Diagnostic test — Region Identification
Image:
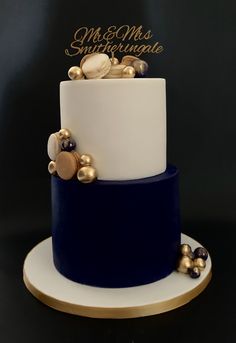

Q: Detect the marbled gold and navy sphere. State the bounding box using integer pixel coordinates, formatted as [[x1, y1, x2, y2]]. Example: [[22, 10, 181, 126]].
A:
[[132, 59, 149, 77]]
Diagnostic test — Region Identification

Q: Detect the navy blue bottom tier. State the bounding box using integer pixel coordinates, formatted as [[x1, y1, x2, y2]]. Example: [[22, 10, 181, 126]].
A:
[[51, 165, 181, 288]]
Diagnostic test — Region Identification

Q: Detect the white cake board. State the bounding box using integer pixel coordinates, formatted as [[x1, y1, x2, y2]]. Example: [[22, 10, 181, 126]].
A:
[[23, 234, 212, 319]]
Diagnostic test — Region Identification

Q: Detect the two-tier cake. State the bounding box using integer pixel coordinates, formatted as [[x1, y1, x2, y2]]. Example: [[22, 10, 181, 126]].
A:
[[50, 53, 181, 288], [23, 53, 211, 318]]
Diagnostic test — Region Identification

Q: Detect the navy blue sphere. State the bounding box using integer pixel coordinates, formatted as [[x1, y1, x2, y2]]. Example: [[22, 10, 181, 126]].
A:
[[61, 138, 76, 152], [194, 247, 208, 261], [189, 267, 201, 279]]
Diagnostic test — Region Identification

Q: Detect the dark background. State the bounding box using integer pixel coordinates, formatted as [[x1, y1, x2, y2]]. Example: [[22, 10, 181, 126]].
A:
[[0, 0, 235, 342]]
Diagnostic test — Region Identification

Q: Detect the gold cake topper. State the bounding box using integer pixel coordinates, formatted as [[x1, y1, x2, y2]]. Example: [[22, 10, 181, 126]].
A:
[[65, 25, 164, 58]]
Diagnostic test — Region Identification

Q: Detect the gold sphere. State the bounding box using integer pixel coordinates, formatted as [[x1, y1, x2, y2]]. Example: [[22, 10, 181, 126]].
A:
[[193, 258, 206, 271], [110, 57, 119, 65], [58, 128, 71, 140], [177, 256, 194, 274], [180, 244, 192, 256], [80, 154, 93, 166], [48, 161, 57, 175], [77, 166, 97, 183], [122, 66, 135, 78], [68, 66, 84, 80]]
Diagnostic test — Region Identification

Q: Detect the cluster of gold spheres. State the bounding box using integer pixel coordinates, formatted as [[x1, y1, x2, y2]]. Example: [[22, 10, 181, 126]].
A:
[[177, 244, 208, 278], [67, 53, 149, 81], [47, 128, 97, 184]]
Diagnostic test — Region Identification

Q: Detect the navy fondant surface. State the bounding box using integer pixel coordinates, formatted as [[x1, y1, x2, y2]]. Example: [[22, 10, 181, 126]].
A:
[[51, 165, 181, 288]]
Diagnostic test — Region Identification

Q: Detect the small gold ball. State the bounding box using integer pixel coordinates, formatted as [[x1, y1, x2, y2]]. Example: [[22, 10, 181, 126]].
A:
[[77, 166, 97, 183], [180, 244, 192, 256], [122, 66, 135, 78], [193, 258, 206, 271], [80, 154, 93, 166], [110, 57, 119, 65], [58, 128, 71, 140], [68, 66, 84, 80], [177, 256, 194, 274], [48, 161, 57, 175]]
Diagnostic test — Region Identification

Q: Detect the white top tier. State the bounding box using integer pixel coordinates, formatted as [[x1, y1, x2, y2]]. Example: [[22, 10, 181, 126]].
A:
[[60, 78, 166, 181]]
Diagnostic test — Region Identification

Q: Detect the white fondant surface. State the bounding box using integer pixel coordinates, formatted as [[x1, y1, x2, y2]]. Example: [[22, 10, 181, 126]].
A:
[[60, 79, 166, 180], [23, 234, 212, 318]]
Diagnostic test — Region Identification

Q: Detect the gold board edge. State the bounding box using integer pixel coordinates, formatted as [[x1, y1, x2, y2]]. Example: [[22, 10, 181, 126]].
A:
[[23, 267, 212, 319]]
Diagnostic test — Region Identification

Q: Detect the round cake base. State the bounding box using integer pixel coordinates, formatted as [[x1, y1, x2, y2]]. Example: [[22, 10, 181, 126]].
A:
[[23, 234, 212, 319]]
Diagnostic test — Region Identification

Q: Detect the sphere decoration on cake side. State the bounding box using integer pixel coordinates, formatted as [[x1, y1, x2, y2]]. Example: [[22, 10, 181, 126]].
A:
[[47, 129, 97, 183], [60, 138, 76, 152], [77, 166, 97, 183], [80, 154, 93, 166], [48, 161, 57, 175], [58, 128, 71, 140]]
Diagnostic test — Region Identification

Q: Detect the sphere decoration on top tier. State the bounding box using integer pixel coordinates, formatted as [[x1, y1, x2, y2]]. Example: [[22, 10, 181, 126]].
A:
[[132, 59, 149, 77], [110, 56, 119, 65], [47, 129, 97, 183], [67, 53, 149, 80], [68, 66, 84, 80], [122, 66, 136, 79], [176, 243, 208, 279]]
